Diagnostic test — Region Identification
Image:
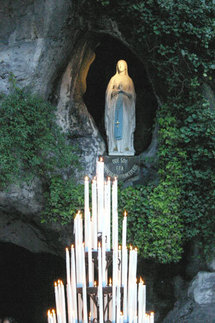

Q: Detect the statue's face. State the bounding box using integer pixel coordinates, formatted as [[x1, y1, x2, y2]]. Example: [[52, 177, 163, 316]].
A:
[[117, 60, 127, 73]]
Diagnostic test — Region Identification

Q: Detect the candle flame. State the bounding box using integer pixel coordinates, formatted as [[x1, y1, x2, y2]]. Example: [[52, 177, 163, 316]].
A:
[[94, 280, 97, 287], [107, 176, 111, 181], [71, 244, 74, 248], [130, 245, 133, 250], [109, 278, 112, 286], [150, 312, 154, 316], [99, 156, 103, 162], [54, 281, 57, 287], [65, 247, 69, 251], [85, 176, 89, 181], [139, 277, 144, 284], [119, 245, 122, 250], [124, 210, 127, 217], [52, 309, 56, 314]]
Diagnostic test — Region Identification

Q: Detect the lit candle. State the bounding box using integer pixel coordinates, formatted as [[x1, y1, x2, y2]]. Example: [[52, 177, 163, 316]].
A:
[[150, 312, 154, 323], [84, 176, 90, 251], [122, 211, 127, 251], [112, 177, 118, 251], [66, 248, 71, 286], [119, 312, 124, 323], [54, 282, 61, 323], [97, 157, 104, 233], [105, 177, 111, 250], [102, 232, 106, 287], [88, 219, 93, 287], [71, 245, 78, 322], [52, 309, 57, 323], [92, 178, 98, 250]]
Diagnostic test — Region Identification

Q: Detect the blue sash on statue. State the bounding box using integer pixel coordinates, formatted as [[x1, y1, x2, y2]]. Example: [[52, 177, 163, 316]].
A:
[[114, 92, 123, 140]]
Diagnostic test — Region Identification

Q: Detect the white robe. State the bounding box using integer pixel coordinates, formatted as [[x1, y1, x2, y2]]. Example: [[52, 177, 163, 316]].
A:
[[105, 73, 136, 156]]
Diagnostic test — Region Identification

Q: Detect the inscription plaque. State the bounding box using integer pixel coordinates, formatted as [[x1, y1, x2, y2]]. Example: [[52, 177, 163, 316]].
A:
[[103, 156, 140, 181]]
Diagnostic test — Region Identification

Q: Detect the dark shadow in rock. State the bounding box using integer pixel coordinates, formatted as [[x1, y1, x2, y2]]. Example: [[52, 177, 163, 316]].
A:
[[0, 242, 64, 323], [84, 34, 157, 155]]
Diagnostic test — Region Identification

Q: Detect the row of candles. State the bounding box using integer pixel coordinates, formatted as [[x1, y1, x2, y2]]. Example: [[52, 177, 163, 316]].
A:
[[47, 158, 154, 322]]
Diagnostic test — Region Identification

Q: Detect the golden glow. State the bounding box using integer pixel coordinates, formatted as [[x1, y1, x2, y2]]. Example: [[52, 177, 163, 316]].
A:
[[99, 156, 103, 162], [107, 176, 111, 181], [109, 278, 112, 286], [119, 245, 122, 250], [94, 280, 97, 287], [124, 210, 127, 217], [130, 245, 133, 250], [85, 175, 89, 181]]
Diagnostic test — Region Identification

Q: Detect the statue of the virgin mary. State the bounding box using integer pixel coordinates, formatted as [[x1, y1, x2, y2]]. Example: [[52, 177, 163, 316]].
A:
[[105, 60, 136, 156]]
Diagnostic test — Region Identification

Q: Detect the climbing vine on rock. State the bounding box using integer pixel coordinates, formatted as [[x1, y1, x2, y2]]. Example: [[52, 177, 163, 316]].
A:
[[77, 0, 215, 262]]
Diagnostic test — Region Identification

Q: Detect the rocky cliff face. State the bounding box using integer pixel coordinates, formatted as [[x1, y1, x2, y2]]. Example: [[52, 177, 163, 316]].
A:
[[1, 1, 215, 322]]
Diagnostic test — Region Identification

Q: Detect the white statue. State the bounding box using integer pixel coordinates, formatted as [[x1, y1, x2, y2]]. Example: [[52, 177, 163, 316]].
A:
[[105, 60, 136, 156]]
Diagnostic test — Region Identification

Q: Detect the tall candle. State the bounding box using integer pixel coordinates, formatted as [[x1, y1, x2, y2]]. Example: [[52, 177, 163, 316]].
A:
[[54, 282, 61, 323], [84, 176, 90, 251], [88, 219, 93, 287], [105, 178, 111, 250], [122, 211, 127, 251], [102, 232, 106, 287], [66, 248, 71, 286], [98, 243, 104, 323], [118, 246, 122, 286], [112, 177, 118, 251], [92, 178, 98, 250], [122, 248, 128, 322], [97, 157, 104, 233], [71, 245, 78, 322]]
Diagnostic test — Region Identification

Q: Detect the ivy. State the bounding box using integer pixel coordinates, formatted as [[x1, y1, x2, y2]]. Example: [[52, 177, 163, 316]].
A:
[[76, 0, 215, 262], [0, 84, 80, 223]]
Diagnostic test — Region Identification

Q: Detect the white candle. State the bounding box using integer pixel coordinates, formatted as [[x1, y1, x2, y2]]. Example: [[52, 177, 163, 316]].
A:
[[88, 219, 93, 287], [59, 281, 67, 323], [150, 312, 154, 323], [119, 312, 124, 323], [66, 248, 71, 286], [98, 243, 104, 322], [84, 176, 90, 251], [92, 178, 98, 250], [71, 245, 78, 322], [52, 309, 57, 323], [67, 283, 73, 323], [102, 232, 106, 287], [122, 248, 128, 321], [78, 293, 83, 323], [105, 178, 111, 250], [112, 177, 118, 251], [54, 282, 61, 323], [81, 243, 88, 323], [122, 211, 127, 251], [97, 157, 104, 233]]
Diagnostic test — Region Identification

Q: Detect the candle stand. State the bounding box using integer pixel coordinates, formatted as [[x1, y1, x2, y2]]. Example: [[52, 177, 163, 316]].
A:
[[47, 158, 154, 323]]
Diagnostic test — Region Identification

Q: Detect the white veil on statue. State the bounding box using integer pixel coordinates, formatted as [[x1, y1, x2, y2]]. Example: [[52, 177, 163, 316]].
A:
[[105, 60, 136, 156]]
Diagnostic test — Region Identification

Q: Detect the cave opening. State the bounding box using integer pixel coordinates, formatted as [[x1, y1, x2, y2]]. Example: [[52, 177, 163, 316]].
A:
[[84, 34, 158, 155], [0, 242, 65, 323]]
